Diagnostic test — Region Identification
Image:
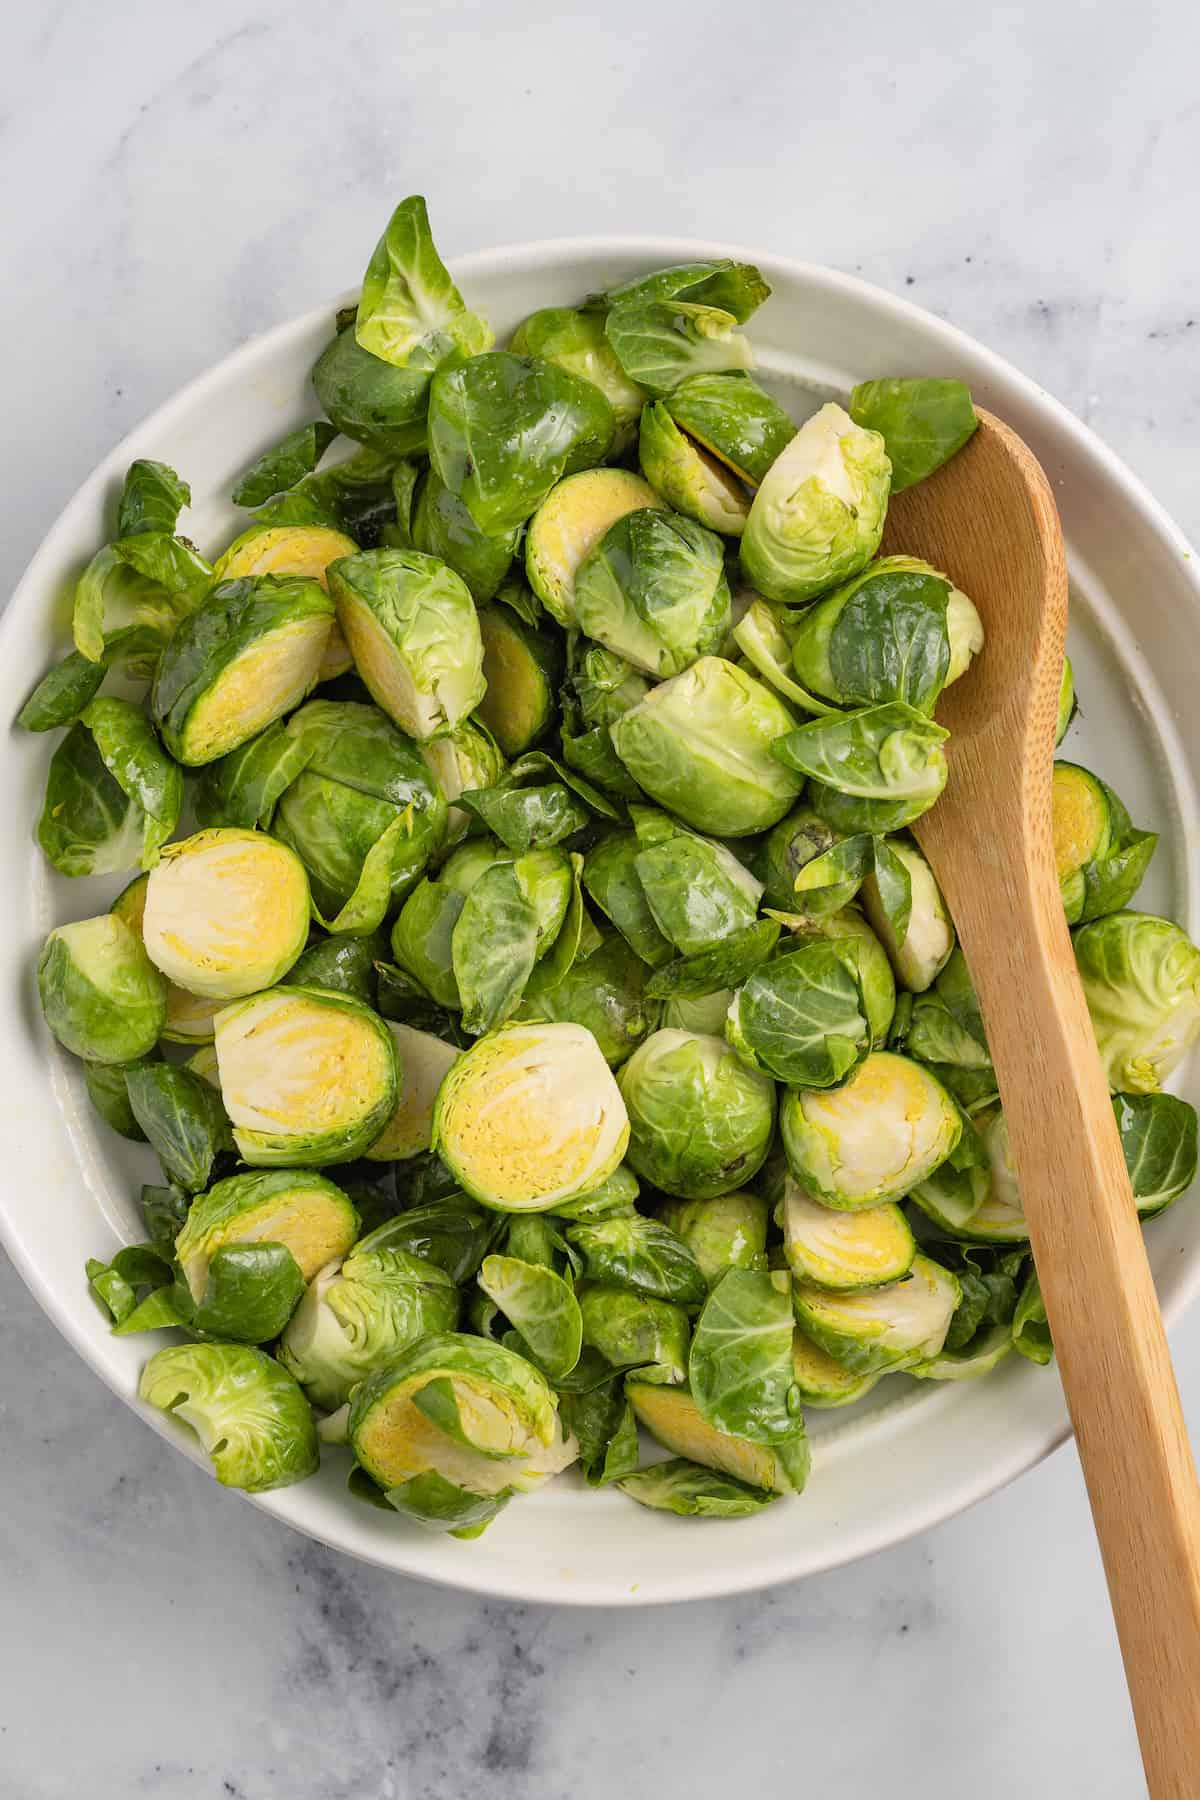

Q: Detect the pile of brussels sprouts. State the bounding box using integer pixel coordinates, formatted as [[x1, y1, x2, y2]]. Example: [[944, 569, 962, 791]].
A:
[[21, 197, 1200, 1534]]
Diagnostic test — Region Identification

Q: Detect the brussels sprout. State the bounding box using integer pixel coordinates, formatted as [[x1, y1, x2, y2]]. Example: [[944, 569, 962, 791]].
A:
[[579, 1285, 690, 1382], [475, 602, 564, 757], [428, 351, 614, 536], [348, 1332, 575, 1497], [175, 1168, 358, 1303], [860, 837, 954, 993], [1011, 1271, 1052, 1365], [566, 1215, 706, 1306], [38, 915, 167, 1063], [909, 1322, 1013, 1382], [619, 1029, 775, 1199], [582, 834, 674, 969], [574, 508, 730, 678], [1056, 655, 1077, 745], [125, 1062, 232, 1193], [645, 921, 782, 1004], [524, 469, 664, 627], [790, 1330, 882, 1408], [602, 260, 770, 323], [793, 1252, 960, 1376], [139, 1343, 319, 1491], [279, 1245, 458, 1412], [638, 403, 751, 535], [1114, 1091, 1198, 1217], [604, 301, 753, 398], [774, 907, 897, 1047], [36, 700, 182, 879], [433, 1021, 629, 1212], [214, 986, 398, 1165], [657, 1192, 769, 1286], [288, 930, 385, 1005], [213, 522, 360, 684], [420, 720, 507, 843], [151, 576, 333, 767], [516, 926, 656, 1067], [611, 658, 803, 837], [452, 849, 575, 1033], [552, 1164, 641, 1224], [627, 1381, 806, 1494], [788, 556, 981, 714], [365, 1023, 459, 1161], [778, 1178, 914, 1291], [774, 703, 948, 834], [1052, 761, 1157, 925], [477, 1254, 583, 1381], [617, 1459, 778, 1518], [354, 195, 491, 369], [726, 941, 870, 1088], [17, 651, 108, 733], [329, 548, 485, 740], [689, 1269, 804, 1446], [312, 326, 432, 458], [569, 642, 652, 731], [666, 373, 795, 487], [632, 822, 761, 960], [848, 378, 977, 492], [740, 402, 891, 604], [781, 1051, 960, 1208], [661, 989, 735, 1036], [1075, 912, 1200, 1093], [141, 828, 310, 1001], [760, 810, 851, 914], [273, 699, 447, 923], [510, 306, 646, 445]]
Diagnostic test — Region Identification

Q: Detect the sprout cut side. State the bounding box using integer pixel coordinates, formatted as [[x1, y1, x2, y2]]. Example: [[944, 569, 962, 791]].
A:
[[142, 828, 311, 1000]]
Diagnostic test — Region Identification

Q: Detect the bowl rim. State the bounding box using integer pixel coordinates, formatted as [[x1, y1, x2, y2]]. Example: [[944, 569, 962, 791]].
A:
[[4, 233, 1199, 1606]]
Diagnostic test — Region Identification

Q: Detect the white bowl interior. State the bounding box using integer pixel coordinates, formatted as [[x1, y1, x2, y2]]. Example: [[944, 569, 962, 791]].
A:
[[2, 239, 1198, 1604]]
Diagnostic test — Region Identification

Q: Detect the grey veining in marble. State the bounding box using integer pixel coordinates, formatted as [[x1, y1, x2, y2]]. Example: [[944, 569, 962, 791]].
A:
[[2, 2, 1198, 1795]]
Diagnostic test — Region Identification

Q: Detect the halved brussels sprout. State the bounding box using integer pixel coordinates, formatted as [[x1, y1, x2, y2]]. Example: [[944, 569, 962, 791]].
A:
[[516, 926, 657, 1067], [774, 703, 949, 835], [574, 508, 731, 679], [740, 401, 891, 604], [37, 699, 183, 879], [847, 378, 977, 492], [214, 523, 360, 682], [348, 1332, 574, 1496], [790, 1330, 882, 1408], [329, 548, 485, 741], [433, 1021, 630, 1212], [666, 373, 795, 487], [274, 699, 447, 923], [420, 720, 506, 843], [657, 1191, 769, 1286], [793, 1252, 961, 1375], [638, 403, 750, 535], [1052, 761, 1157, 925], [38, 915, 167, 1063], [279, 1244, 458, 1412], [111, 874, 223, 1044], [1075, 911, 1200, 1093], [142, 828, 310, 1001], [510, 306, 646, 444], [475, 602, 564, 758], [778, 1179, 914, 1290], [139, 1342, 319, 1490], [151, 576, 334, 766], [525, 469, 665, 627], [618, 1029, 775, 1199], [428, 351, 614, 536], [617, 1459, 778, 1517], [175, 1168, 359, 1303], [312, 326, 432, 458], [579, 1285, 690, 1382], [781, 1051, 960, 1208], [860, 837, 954, 993], [627, 1380, 806, 1493], [726, 940, 869, 1088], [610, 657, 803, 837], [364, 1023, 459, 1161], [774, 907, 897, 1047], [214, 985, 398, 1165]]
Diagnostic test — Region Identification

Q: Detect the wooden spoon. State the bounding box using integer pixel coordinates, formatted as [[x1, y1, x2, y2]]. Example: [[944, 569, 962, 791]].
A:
[[882, 410, 1200, 1797]]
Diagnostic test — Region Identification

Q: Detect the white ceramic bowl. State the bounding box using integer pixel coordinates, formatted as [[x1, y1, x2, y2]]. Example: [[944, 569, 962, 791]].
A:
[[3, 238, 1198, 1606]]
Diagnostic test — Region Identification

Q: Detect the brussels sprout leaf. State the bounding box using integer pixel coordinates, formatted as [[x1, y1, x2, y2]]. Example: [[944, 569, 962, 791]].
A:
[[232, 422, 338, 507]]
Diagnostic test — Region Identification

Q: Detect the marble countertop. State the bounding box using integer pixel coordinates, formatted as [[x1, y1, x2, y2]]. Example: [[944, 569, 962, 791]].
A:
[[3, 3, 1198, 1794]]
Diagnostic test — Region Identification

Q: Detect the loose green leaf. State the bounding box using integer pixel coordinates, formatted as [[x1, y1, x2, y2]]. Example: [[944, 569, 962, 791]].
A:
[[689, 1270, 801, 1444], [618, 1458, 777, 1517], [478, 1254, 583, 1381], [848, 378, 978, 492], [232, 422, 338, 507], [118, 461, 191, 537], [17, 652, 106, 732], [124, 1062, 232, 1193]]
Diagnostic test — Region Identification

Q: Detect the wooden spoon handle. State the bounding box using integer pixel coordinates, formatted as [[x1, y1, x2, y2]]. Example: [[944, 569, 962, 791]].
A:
[[968, 887, 1200, 1796]]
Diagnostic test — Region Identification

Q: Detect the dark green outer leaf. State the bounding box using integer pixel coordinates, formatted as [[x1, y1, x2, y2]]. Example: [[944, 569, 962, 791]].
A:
[[118, 461, 191, 537], [452, 862, 539, 1034], [361, 1198, 502, 1284], [187, 1242, 306, 1342], [194, 719, 314, 831], [559, 1379, 640, 1485], [730, 941, 869, 1087], [602, 259, 770, 323], [869, 837, 914, 944], [312, 327, 433, 458], [645, 919, 781, 1001], [688, 1270, 801, 1444], [232, 422, 338, 507], [828, 571, 950, 713], [848, 379, 978, 492], [635, 837, 757, 958], [124, 1063, 232, 1193], [460, 783, 588, 852], [37, 723, 140, 877], [1115, 1091, 1198, 1215], [17, 653, 106, 731], [84, 1057, 153, 1141], [141, 1183, 191, 1254], [80, 697, 181, 829], [583, 833, 675, 968], [567, 1216, 707, 1305]]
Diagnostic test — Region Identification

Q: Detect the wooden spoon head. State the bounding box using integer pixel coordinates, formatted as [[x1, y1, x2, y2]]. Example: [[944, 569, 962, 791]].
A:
[[881, 408, 1069, 915]]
